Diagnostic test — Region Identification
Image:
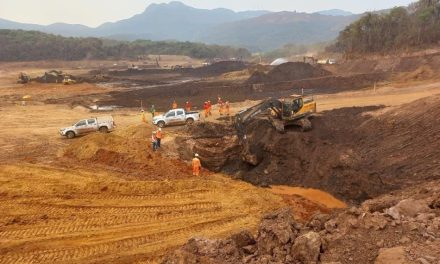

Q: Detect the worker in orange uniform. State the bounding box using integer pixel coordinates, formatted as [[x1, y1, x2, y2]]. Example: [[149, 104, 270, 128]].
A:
[[218, 97, 223, 115], [207, 100, 212, 116], [141, 110, 146, 123], [151, 131, 158, 152], [203, 101, 209, 118], [192, 153, 202, 176], [172, 100, 177, 109], [225, 101, 230, 116], [220, 102, 225, 116], [185, 101, 191, 112], [156, 128, 163, 148]]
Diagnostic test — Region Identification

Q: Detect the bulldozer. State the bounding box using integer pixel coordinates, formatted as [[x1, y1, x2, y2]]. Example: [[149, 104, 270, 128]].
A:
[[235, 95, 316, 141]]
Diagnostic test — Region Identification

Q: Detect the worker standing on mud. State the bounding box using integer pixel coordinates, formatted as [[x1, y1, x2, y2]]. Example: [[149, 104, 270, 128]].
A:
[[185, 101, 191, 112], [204, 101, 209, 118], [208, 100, 212, 116], [141, 110, 146, 123], [150, 105, 155, 118], [192, 153, 202, 177], [218, 97, 223, 115], [225, 101, 230, 116], [156, 128, 163, 148], [151, 132, 158, 152], [172, 100, 178, 109]]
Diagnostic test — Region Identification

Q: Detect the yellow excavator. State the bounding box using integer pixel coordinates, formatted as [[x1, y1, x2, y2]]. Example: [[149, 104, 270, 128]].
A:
[[235, 95, 316, 141]]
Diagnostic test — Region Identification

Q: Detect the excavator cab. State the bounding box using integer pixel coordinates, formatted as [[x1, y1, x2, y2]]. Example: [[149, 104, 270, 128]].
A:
[[281, 97, 304, 119], [235, 95, 316, 141]]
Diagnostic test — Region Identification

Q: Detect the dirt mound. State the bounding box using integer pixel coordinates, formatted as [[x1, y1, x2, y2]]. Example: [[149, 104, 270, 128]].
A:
[[178, 95, 440, 202], [395, 65, 437, 82], [247, 62, 331, 84], [192, 61, 249, 77], [165, 180, 440, 264], [64, 125, 190, 179]]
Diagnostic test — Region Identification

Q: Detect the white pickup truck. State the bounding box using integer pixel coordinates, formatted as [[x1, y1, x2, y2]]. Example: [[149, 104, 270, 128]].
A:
[[59, 116, 115, 139], [153, 108, 200, 128]]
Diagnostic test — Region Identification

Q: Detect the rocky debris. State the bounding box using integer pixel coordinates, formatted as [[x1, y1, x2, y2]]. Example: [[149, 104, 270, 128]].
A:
[[375, 247, 409, 264], [291, 232, 322, 263], [385, 199, 431, 220], [164, 180, 440, 264], [256, 208, 299, 260], [163, 208, 315, 264]]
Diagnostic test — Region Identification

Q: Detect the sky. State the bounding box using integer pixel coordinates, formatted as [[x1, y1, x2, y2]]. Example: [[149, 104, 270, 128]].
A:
[[0, 0, 415, 27]]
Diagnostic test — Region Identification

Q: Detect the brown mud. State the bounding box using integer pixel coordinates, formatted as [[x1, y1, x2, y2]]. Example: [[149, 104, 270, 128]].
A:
[[176, 95, 440, 203]]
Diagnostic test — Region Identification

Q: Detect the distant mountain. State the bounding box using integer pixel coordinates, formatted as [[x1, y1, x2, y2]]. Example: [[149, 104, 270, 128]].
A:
[[0, 2, 359, 51], [315, 9, 355, 16], [200, 12, 359, 51], [0, 18, 93, 37], [93, 1, 270, 41]]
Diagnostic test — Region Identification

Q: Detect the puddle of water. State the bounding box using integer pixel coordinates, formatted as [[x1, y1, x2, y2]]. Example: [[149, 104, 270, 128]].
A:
[[270, 185, 347, 209]]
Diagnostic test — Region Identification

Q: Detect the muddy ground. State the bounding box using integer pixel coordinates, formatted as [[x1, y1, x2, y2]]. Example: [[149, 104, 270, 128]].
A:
[[0, 52, 440, 263], [175, 95, 440, 203]]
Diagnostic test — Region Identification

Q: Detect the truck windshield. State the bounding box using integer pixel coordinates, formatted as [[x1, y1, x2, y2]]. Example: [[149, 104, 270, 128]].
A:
[[166, 111, 176, 117], [76, 120, 86, 127]]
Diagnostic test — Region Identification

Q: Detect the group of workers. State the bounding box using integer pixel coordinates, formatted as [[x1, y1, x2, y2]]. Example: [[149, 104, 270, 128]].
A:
[[141, 97, 233, 176], [172, 100, 192, 112], [203, 97, 230, 118], [150, 128, 163, 151], [169, 98, 230, 118]]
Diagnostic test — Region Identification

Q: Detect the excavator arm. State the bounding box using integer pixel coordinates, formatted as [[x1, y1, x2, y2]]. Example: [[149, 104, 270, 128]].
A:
[[234, 98, 282, 141]]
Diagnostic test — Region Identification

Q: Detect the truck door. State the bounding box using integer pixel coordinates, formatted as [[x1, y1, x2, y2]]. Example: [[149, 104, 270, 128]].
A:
[[175, 110, 185, 124], [74, 120, 88, 135], [165, 111, 177, 125], [86, 119, 98, 133]]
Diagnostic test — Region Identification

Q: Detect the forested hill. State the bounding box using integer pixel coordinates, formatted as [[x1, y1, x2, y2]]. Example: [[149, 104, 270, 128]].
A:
[[0, 29, 251, 61], [330, 0, 440, 54]]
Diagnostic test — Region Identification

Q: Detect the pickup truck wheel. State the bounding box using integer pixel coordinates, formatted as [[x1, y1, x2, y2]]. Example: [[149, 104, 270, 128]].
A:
[[66, 131, 75, 139], [186, 118, 194, 125], [157, 121, 165, 128], [99, 126, 109, 133]]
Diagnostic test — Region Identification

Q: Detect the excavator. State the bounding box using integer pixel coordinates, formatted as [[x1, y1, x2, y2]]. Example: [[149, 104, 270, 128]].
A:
[[235, 95, 316, 141]]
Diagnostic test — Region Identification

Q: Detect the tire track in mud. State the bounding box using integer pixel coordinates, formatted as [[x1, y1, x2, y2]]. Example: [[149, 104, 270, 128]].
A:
[[10, 201, 221, 215], [0, 214, 250, 264], [0, 209, 225, 240]]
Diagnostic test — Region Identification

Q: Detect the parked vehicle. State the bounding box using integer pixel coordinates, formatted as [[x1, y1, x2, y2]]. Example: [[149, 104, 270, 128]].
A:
[[59, 116, 115, 139], [153, 108, 200, 128]]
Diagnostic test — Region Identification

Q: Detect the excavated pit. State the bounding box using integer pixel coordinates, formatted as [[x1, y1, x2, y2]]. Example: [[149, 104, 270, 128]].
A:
[[176, 95, 440, 203]]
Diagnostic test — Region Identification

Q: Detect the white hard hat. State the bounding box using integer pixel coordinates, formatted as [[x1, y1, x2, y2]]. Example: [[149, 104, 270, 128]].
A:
[[158, 128, 162, 131], [195, 153, 199, 157]]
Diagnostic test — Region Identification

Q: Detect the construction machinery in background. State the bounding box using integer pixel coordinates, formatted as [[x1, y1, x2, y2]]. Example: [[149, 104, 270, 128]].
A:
[[17, 72, 30, 84], [63, 75, 76, 85], [235, 95, 316, 141]]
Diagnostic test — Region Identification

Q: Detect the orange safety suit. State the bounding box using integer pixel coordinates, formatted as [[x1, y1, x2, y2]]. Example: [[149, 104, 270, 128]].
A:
[[225, 102, 230, 116], [207, 101, 212, 116], [172, 101, 177, 109], [192, 157, 201, 176], [156, 130, 162, 148], [141, 112, 146, 123], [186, 102, 191, 112], [219, 102, 224, 115], [203, 102, 209, 118]]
